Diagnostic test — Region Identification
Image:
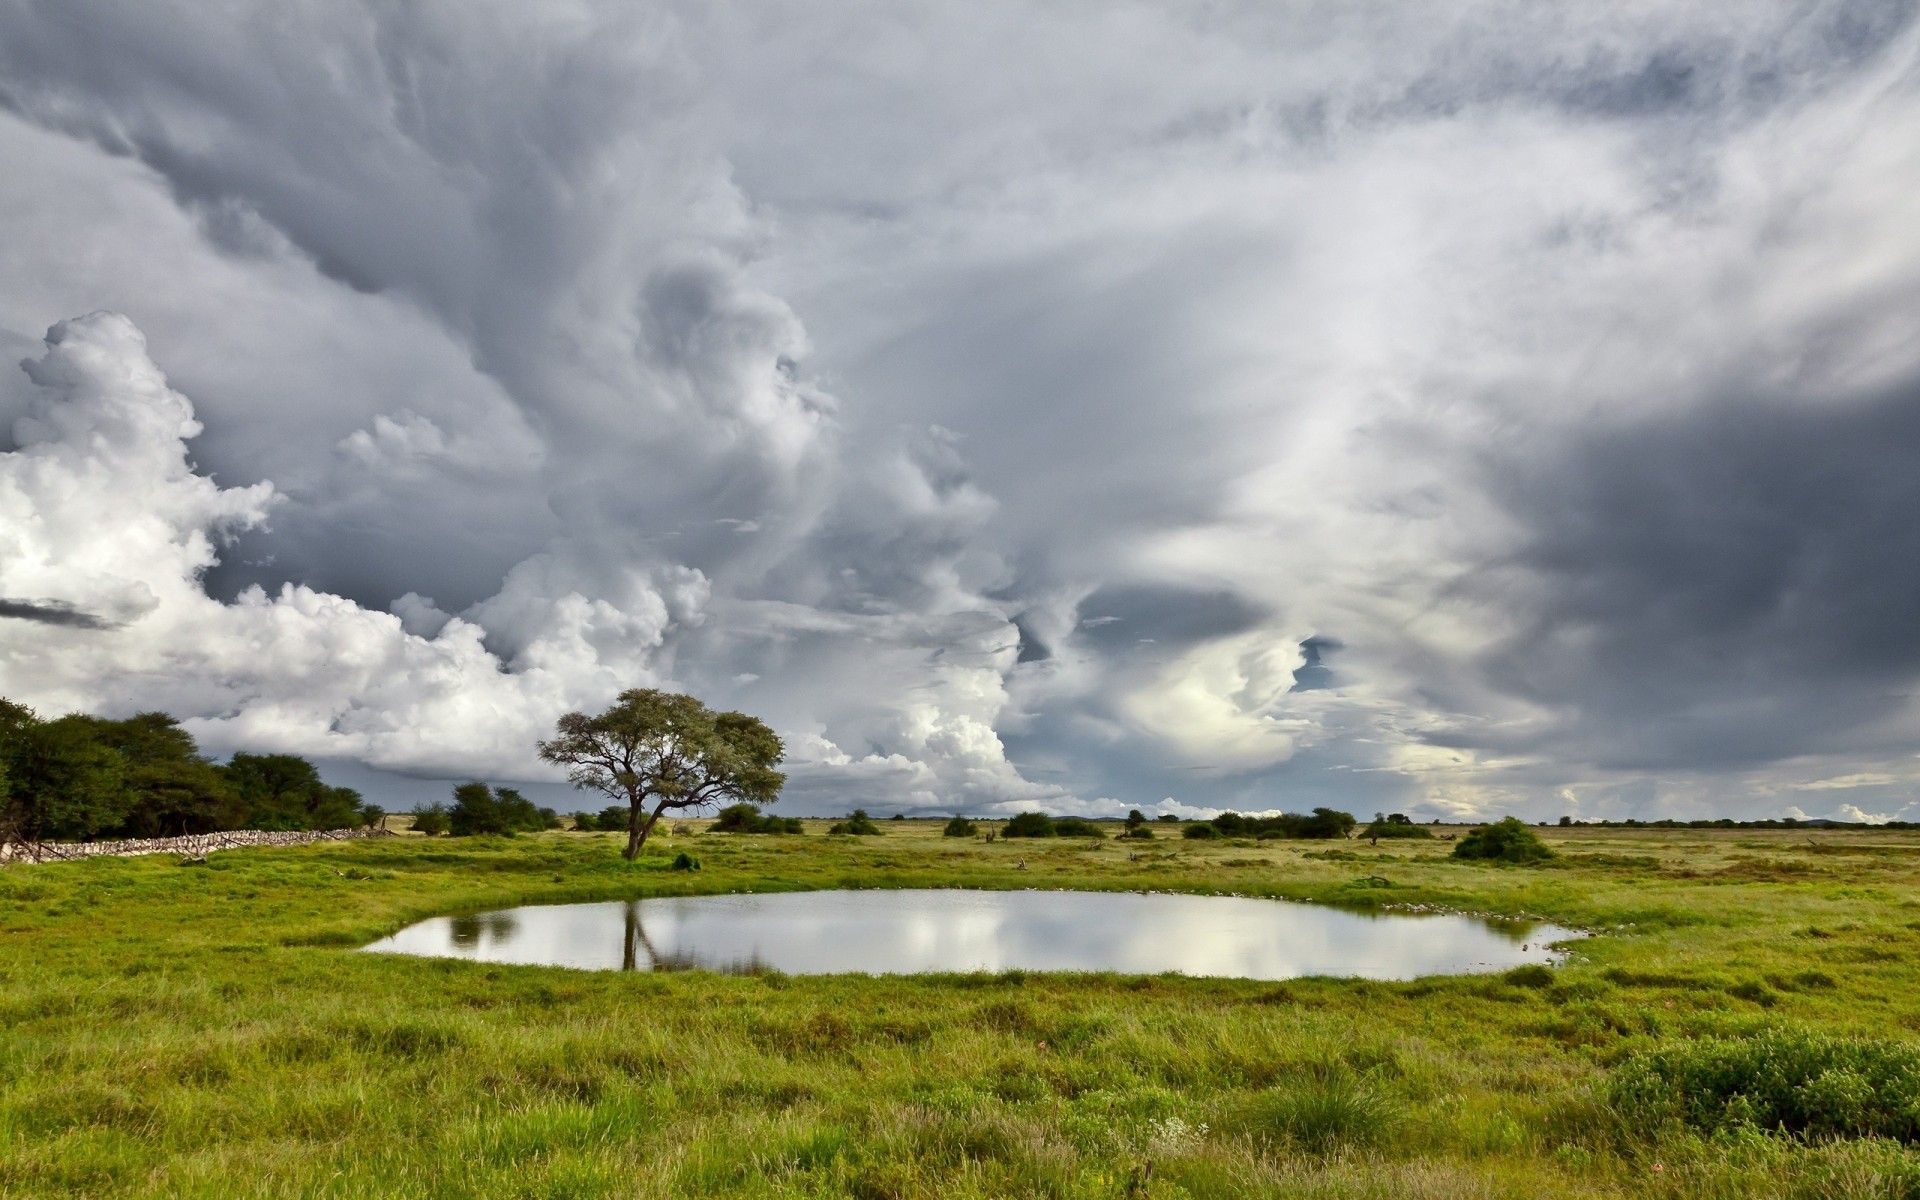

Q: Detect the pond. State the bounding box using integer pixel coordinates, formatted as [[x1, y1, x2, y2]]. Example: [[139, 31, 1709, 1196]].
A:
[[362, 888, 1582, 980]]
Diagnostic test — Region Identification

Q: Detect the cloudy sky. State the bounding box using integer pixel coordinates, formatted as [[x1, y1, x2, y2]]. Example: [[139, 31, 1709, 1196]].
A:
[[3, 1, 1918, 822]]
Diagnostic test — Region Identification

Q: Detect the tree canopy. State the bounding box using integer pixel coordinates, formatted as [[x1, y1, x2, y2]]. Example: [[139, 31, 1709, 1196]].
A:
[[537, 689, 784, 859], [0, 698, 379, 844]]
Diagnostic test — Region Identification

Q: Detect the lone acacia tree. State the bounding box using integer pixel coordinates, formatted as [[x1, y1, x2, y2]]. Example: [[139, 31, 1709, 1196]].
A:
[[537, 689, 785, 859]]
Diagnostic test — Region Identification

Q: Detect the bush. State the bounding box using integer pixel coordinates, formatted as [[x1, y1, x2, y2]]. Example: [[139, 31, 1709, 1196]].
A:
[[1362, 819, 1432, 840], [670, 852, 701, 872], [829, 808, 882, 836], [409, 802, 450, 837], [943, 816, 978, 838], [1051, 817, 1105, 838], [711, 802, 802, 834], [1123, 825, 1155, 840], [1182, 823, 1220, 840], [1452, 817, 1555, 863], [1002, 811, 1057, 838], [1608, 1029, 1920, 1141], [447, 782, 557, 836]]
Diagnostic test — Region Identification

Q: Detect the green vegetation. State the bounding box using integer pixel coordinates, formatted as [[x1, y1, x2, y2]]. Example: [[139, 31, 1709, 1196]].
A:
[[710, 803, 803, 834], [447, 783, 562, 836], [1610, 1028, 1920, 1142], [1001, 812, 1105, 839], [4, 821, 1920, 1198], [942, 816, 978, 838], [1364, 813, 1434, 841], [1454, 817, 1558, 863], [828, 808, 882, 836], [0, 699, 375, 841]]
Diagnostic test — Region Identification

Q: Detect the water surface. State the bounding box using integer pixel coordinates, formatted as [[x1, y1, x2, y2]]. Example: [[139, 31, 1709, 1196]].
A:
[[363, 888, 1580, 980]]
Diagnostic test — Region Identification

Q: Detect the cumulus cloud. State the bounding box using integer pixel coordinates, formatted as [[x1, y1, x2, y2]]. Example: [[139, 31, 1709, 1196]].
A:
[[3, 1, 1919, 818]]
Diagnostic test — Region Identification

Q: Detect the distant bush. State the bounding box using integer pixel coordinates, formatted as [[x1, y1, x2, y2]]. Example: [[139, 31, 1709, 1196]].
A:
[[943, 816, 978, 838], [670, 852, 700, 871], [710, 802, 802, 834], [1209, 808, 1356, 840], [1609, 1029, 1920, 1141], [1123, 825, 1155, 840], [574, 805, 630, 831], [447, 782, 559, 837], [1183, 823, 1220, 840], [1002, 812, 1057, 838], [1362, 815, 1432, 840], [1452, 817, 1555, 863], [829, 809, 882, 836], [1155, 813, 1180, 823], [1051, 817, 1105, 838], [410, 802, 450, 837]]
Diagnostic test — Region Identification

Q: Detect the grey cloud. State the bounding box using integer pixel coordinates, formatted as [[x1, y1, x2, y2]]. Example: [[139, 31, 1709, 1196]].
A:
[[1472, 371, 1920, 771], [0, 598, 116, 629], [3, 1, 1919, 820]]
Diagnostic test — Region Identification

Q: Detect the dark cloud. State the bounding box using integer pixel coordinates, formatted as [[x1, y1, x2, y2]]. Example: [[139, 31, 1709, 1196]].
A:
[[1474, 372, 1920, 770], [0, 598, 115, 629]]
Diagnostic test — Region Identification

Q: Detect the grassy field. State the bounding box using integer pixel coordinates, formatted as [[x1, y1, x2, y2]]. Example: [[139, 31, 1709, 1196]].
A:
[[2, 821, 1918, 1198]]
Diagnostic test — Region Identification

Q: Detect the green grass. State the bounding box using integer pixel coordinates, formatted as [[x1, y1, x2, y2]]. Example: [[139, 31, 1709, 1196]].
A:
[[3, 822, 1920, 1197]]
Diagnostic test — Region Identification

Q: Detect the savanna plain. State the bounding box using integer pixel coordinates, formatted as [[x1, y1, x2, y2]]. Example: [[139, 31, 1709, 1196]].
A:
[[3, 821, 1918, 1199]]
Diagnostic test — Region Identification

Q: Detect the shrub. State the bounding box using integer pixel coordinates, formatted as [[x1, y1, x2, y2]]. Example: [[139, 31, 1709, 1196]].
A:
[[446, 783, 557, 836], [1362, 819, 1432, 840], [711, 802, 802, 834], [943, 816, 978, 838], [1608, 1029, 1920, 1141], [409, 802, 450, 837], [1051, 817, 1105, 838], [1124, 826, 1155, 840], [1182, 823, 1220, 840], [829, 809, 882, 836], [1002, 812, 1057, 838], [1452, 817, 1555, 863], [670, 852, 701, 872]]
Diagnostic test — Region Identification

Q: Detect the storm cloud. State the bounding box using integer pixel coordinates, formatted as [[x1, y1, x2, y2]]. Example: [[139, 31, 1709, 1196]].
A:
[[2, 1, 1919, 822]]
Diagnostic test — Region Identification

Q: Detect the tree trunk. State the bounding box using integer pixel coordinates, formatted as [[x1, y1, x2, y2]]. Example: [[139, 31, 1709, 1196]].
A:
[[623, 800, 669, 859]]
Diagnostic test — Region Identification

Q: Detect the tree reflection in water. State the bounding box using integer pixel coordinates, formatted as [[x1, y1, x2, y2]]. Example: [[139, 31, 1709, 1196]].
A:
[[620, 900, 770, 974], [448, 911, 520, 949]]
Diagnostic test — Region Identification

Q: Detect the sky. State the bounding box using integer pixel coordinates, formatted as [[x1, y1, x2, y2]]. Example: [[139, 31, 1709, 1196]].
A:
[[2, 1, 1919, 823]]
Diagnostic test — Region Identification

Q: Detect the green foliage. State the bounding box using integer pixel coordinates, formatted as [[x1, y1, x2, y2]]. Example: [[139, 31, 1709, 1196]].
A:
[[943, 816, 978, 838], [711, 803, 803, 834], [1609, 1029, 1920, 1141], [447, 783, 557, 836], [1453, 817, 1557, 863], [573, 804, 630, 832], [670, 851, 701, 871], [829, 808, 882, 836], [1210, 808, 1357, 840], [0, 706, 130, 840], [225, 753, 363, 831], [409, 802, 450, 837], [1050, 817, 1104, 838], [1123, 825, 1154, 840], [1000, 811, 1056, 838], [537, 688, 785, 858], [1362, 816, 1432, 840], [1182, 823, 1220, 840]]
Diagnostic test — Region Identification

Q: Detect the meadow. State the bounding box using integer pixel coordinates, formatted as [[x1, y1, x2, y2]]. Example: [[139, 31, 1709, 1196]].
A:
[[2, 820, 1918, 1199]]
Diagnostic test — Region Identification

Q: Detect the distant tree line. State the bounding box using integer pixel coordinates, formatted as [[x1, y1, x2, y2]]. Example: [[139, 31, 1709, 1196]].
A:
[[408, 783, 563, 838], [1182, 808, 1357, 841], [0, 698, 380, 843]]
